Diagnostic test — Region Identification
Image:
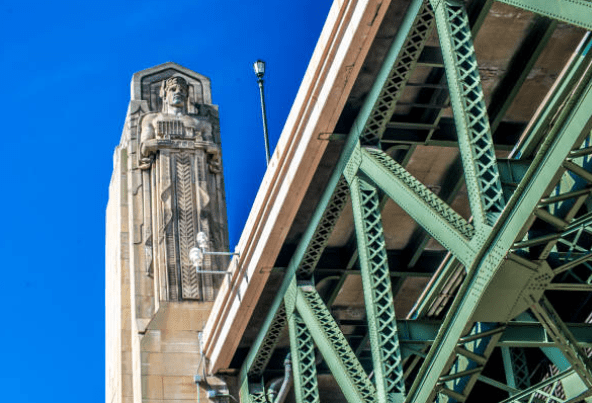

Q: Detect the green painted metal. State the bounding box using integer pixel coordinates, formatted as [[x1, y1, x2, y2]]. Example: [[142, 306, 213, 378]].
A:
[[406, 157, 465, 269], [240, 173, 350, 381], [497, 368, 580, 403], [496, 0, 592, 31], [409, 255, 465, 319], [240, 379, 267, 403], [295, 286, 377, 403], [297, 177, 350, 278], [501, 347, 530, 395], [239, 4, 592, 403], [241, 0, 442, 390], [359, 0, 435, 145], [358, 146, 475, 265], [531, 296, 592, 388], [349, 176, 405, 402], [435, 323, 502, 403], [289, 311, 321, 403], [248, 302, 288, 378], [348, 319, 592, 349], [405, 32, 592, 403], [432, 0, 504, 227], [514, 33, 592, 159], [477, 375, 518, 395], [240, 0, 434, 386]]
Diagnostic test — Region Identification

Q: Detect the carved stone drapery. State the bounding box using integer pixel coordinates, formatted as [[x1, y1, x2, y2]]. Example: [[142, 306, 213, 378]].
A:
[[150, 144, 220, 301], [131, 65, 228, 302]]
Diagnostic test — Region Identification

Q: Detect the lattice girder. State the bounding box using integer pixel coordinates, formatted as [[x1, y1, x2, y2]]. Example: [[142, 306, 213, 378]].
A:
[[405, 42, 592, 403], [248, 303, 288, 378], [349, 176, 405, 402], [295, 286, 377, 403], [297, 176, 350, 278], [240, 379, 268, 403], [360, 0, 435, 145], [355, 146, 475, 266], [431, 0, 504, 227], [531, 296, 592, 388], [437, 322, 502, 403], [289, 311, 321, 403]]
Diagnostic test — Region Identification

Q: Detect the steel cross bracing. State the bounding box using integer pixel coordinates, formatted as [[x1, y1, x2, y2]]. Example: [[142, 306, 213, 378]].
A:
[[288, 312, 321, 403], [359, 0, 435, 146], [501, 347, 531, 391], [348, 176, 406, 402], [237, 0, 592, 402], [240, 0, 437, 397], [431, 0, 505, 227]]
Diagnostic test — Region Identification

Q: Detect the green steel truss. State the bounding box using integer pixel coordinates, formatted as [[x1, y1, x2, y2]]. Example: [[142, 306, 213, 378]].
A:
[[289, 311, 321, 403], [238, 0, 592, 402], [359, 0, 435, 146], [349, 176, 405, 402], [297, 177, 350, 279], [358, 147, 475, 264], [248, 302, 288, 378], [295, 285, 377, 402], [240, 379, 267, 403], [432, 0, 504, 227], [501, 347, 531, 391], [530, 297, 592, 388], [496, 0, 592, 31]]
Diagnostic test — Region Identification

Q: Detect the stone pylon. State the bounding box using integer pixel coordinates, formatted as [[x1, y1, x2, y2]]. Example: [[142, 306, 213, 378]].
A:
[[106, 62, 230, 403]]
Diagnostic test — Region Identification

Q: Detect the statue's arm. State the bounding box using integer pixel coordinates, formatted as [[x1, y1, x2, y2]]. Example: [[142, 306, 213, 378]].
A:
[[139, 114, 156, 169]]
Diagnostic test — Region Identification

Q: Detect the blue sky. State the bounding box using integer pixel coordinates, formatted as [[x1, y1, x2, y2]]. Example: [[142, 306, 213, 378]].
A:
[[0, 1, 332, 401]]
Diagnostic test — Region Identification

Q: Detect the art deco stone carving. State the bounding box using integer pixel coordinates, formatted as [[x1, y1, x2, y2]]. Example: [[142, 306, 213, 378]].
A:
[[125, 64, 229, 302]]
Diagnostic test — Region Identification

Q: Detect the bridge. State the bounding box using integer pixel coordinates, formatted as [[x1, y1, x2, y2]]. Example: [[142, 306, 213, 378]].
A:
[[201, 0, 592, 402]]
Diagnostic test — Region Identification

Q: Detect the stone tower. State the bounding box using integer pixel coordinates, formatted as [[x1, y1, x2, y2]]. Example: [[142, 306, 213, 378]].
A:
[[106, 62, 230, 403]]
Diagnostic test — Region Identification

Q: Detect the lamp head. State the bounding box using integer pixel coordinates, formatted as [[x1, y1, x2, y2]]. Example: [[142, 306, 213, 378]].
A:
[[197, 232, 209, 250], [189, 247, 203, 267], [253, 60, 266, 78]]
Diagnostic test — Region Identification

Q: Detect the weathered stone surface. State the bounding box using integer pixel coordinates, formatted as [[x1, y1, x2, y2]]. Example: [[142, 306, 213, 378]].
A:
[[136, 70, 228, 303], [107, 62, 230, 403]]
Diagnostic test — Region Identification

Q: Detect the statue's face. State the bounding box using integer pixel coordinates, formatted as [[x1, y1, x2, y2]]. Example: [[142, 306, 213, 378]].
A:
[[165, 83, 188, 107]]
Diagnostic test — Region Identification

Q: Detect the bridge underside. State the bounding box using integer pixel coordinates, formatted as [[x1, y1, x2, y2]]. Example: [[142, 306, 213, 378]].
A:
[[207, 0, 592, 402]]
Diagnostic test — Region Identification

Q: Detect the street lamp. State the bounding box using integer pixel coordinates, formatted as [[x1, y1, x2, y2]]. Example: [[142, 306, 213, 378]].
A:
[[189, 232, 239, 274], [253, 59, 271, 165]]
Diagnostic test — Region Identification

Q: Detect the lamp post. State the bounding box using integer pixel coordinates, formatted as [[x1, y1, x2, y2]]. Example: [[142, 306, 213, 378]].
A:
[[253, 60, 271, 165], [189, 232, 239, 274]]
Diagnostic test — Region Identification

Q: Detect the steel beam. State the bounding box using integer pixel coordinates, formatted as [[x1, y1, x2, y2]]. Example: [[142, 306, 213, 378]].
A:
[[360, 0, 435, 145], [248, 303, 288, 378], [531, 296, 592, 388], [289, 311, 321, 403], [357, 147, 475, 265], [349, 177, 406, 402], [496, 0, 592, 31], [295, 286, 377, 403], [240, 0, 441, 385], [241, 175, 351, 380], [297, 177, 350, 278], [432, 0, 504, 227], [405, 36, 592, 403], [388, 320, 592, 348], [240, 379, 267, 403], [497, 368, 580, 403], [501, 346, 531, 393], [513, 33, 592, 159]]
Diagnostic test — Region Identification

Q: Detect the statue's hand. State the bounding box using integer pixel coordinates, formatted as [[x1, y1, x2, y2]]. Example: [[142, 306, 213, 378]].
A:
[[139, 156, 154, 170]]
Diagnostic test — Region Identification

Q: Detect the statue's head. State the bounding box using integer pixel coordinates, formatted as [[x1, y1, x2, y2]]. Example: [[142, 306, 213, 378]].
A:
[[160, 76, 189, 109]]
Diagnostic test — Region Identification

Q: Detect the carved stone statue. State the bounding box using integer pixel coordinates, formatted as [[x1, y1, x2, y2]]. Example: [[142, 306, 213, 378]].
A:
[[137, 74, 228, 302], [139, 76, 218, 169]]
